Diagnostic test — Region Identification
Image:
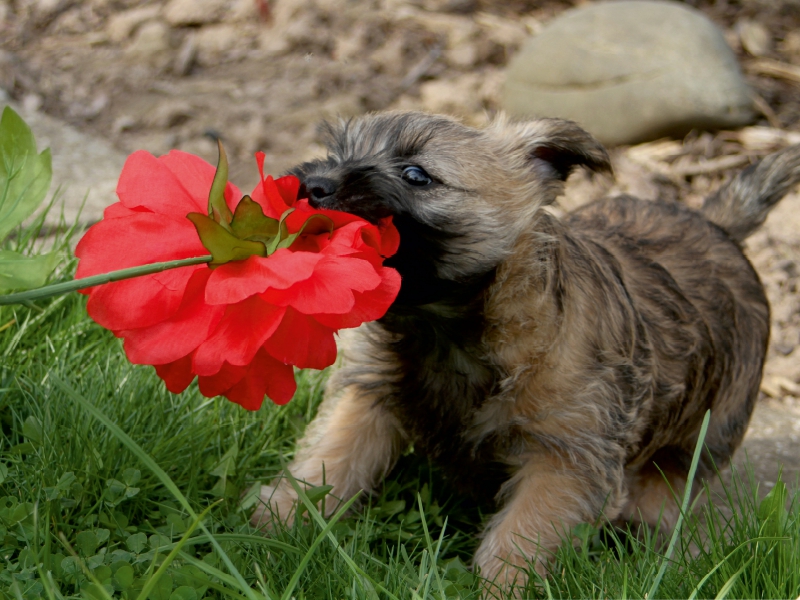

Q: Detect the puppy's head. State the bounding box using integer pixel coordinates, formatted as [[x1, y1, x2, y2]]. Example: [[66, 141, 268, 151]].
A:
[[290, 112, 609, 306]]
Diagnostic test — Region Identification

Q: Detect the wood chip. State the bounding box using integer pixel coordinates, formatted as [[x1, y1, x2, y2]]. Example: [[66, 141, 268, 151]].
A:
[[671, 154, 753, 177], [736, 126, 800, 151], [762, 376, 800, 398], [746, 58, 800, 85], [751, 92, 783, 129]]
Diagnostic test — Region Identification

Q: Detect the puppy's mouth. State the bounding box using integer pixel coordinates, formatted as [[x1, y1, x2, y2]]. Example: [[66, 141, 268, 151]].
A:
[[295, 170, 399, 224]]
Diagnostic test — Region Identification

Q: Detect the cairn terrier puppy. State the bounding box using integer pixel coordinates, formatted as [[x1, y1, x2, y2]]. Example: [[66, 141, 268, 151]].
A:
[[251, 112, 800, 590]]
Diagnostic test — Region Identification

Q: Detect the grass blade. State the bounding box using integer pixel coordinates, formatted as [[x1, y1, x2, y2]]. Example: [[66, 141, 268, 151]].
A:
[[280, 492, 360, 600], [713, 556, 753, 600], [52, 375, 269, 600], [282, 469, 402, 600], [162, 533, 301, 555], [135, 499, 222, 600], [648, 409, 711, 598]]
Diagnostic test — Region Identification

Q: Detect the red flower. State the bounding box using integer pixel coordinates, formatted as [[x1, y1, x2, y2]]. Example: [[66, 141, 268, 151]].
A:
[[76, 150, 400, 409]]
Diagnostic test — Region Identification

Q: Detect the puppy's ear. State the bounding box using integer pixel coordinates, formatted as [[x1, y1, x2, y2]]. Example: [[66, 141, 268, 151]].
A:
[[493, 116, 612, 182]]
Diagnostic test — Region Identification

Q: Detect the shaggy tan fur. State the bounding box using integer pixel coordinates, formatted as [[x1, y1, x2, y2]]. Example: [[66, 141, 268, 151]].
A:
[[250, 112, 800, 592]]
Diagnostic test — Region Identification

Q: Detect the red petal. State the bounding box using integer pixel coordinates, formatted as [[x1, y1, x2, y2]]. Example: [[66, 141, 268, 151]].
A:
[[205, 251, 322, 305], [313, 267, 400, 329], [198, 362, 248, 398], [262, 306, 337, 369], [275, 175, 301, 207], [154, 354, 196, 394], [161, 150, 240, 213], [193, 297, 286, 375], [116, 150, 240, 218], [378, 217, 400, 257], [260, 175, 292, 219], [85, 267, 199, 330], [120, 269, 225, 365], [103, 202, 146, 219], [75, 213, 208, 278], [224, 349, 297, 409], [270, 256, 381, 315]]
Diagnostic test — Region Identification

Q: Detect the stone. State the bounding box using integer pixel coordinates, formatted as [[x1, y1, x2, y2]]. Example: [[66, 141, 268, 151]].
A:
[[2, 100, 126, 227], [107, 5, 161, 43], [502, 0, 755, 147], [125, 20, 171, 66], [737, 18, 772, 57], [173, 36, 197, 76], [146, 100, 194, 129], [193, 25, 239, 65], [164, 0, 227, 26]]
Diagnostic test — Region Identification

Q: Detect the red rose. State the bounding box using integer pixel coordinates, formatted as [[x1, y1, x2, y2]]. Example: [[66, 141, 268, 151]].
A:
[[75, 149, 400, 409]]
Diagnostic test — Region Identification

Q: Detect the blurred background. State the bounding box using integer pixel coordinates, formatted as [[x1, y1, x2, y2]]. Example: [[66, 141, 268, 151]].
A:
[[1, 0, 799, 482]]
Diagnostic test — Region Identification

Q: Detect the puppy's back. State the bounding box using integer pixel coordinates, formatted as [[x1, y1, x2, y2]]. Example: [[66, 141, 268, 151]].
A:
[[567, 195, 769, 473]]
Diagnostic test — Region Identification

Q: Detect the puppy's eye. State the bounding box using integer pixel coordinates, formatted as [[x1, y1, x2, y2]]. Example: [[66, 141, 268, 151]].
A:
[[401, 166, 433, 187]]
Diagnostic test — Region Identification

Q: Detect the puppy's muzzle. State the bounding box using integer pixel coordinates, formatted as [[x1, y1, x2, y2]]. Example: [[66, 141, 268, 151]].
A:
[[299, 176, 338, 209]]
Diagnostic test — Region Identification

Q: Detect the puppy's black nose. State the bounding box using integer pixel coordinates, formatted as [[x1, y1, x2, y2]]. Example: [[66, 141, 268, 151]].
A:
[[300, 176, 338, 207]]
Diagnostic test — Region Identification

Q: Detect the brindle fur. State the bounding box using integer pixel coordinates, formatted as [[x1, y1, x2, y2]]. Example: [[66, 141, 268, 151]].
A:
[[250, 112, 800, 590]]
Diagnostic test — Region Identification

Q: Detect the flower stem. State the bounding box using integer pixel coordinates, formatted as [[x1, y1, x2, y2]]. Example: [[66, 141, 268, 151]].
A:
[[0, 255, 213, 306]]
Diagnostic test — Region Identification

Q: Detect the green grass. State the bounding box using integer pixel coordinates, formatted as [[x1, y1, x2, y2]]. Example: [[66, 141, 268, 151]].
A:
[[1, 219, 800, 599]]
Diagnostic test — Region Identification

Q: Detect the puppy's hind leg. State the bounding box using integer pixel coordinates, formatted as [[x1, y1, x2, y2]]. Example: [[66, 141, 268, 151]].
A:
[[618, 447, 702, 537], [250, 382, 405, 529]]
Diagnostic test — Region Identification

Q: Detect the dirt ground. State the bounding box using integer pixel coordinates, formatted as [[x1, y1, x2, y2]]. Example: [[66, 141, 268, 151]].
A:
[[1, 0, 799, 490]]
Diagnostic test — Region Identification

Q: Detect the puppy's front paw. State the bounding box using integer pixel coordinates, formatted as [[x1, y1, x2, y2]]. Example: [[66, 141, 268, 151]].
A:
[[475, 539, 549, 598], [249, 482, 300, 531], [476, 554, 531, 599]]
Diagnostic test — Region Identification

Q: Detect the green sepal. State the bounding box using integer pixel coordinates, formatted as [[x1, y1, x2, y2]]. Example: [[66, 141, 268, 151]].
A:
[[0, 249, 60, 293], [230, 195, 279, 244], [265, 207, 297, 255], [0, 106, 53, 241], [187, 212, 266, 266], [207, 139, 233, 230], [274, 213, 334, 252]]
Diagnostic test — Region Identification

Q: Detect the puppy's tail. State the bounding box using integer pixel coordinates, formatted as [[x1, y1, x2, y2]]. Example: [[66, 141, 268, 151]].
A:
[[701, 144, 800, 243]]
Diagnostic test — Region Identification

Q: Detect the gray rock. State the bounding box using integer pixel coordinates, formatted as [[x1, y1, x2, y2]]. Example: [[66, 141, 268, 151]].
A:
[[164, 0, 227, 26], [107, 5, 162, 43], [2, 100, 126, 227], [502, 0, 755, 146], [124, 20, 171, 66]]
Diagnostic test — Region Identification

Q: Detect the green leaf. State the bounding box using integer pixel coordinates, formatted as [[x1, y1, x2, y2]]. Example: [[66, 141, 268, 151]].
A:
[[123, 468, 141, 487], [207, 140, 232, 229], [170, 587, 198, 600], [126, 532, 148, 554], [187, 212, 266, 266], [0, 249, 60, 293], [76, 530, 100, 556], [305, 485, 333, 506], [0, 106, 52, 240], [0, 463, 7, 485], [22, 415, 43, 445], [274, 213, 334, 253], [45, 471, 77, 500], [209, 443, 238, 479], [758, 474, 788, 536], [145, 573, 172, 600], [149, 533, 171, 551], [113, 564, 135, 591], [230, 195, 279, 243], [81, 582, 115, 600]]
